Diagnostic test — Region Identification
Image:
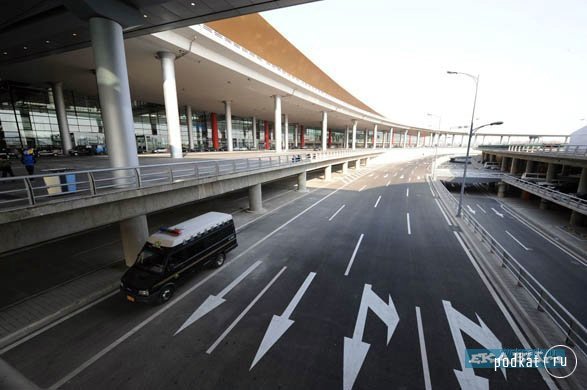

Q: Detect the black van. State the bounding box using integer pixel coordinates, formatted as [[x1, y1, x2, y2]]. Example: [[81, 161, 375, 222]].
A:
[[120, 212, 237, 304]]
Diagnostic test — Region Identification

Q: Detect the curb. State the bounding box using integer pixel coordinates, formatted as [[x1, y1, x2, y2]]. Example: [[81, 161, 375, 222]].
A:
[[0, 281, 119, 351]]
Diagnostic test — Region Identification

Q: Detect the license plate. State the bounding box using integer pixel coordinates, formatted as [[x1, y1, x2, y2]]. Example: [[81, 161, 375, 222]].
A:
[[126, 295, 135, 302]]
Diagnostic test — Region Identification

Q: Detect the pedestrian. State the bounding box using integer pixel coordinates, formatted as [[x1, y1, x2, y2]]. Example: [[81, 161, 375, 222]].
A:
[[21, 148, 36, 175], [0, 154, 14, 177]]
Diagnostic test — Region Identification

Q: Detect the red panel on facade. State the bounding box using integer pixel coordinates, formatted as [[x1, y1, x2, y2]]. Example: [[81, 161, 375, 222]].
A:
[[264, 121, 270, 150], [211, 113, 219, 150]]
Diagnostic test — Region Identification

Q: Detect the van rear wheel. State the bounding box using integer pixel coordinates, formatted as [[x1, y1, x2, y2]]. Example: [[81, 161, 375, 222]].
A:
[[158, 284, 175, 304], [212, 252, 225, 268]]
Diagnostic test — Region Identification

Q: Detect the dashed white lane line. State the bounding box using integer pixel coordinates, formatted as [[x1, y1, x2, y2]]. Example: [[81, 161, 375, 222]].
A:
[[384, 174, 389, 178], [207, 266, 287, 354], [386, 180, 391, 187], [407, 213, 412, 235], [374, 195, 382, 208], [476, 204, 487, 214], [406, 188, 409, 198], [329, 204, 346, 221], [359, 185, 367, 192], [416, 306, 432, 390], [344, 234, 365, 276], [399, 174, 405, 179], [505, 230, 532, 251]]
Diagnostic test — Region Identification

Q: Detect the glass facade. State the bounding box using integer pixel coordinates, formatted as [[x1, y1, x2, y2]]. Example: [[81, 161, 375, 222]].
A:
[[0, 82, 345, 153]]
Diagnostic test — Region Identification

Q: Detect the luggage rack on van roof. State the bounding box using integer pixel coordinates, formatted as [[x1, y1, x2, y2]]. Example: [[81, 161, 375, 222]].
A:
[[147, 212, 233, 248]]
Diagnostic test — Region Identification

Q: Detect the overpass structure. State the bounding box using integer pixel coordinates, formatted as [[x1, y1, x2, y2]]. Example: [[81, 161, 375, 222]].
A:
[[479, 145, 587, 226]]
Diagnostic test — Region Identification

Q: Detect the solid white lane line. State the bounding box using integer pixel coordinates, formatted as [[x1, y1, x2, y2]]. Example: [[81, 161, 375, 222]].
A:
[[406, 188, 409, 198], [416, 307, 432, 390], [329, 204, 346, 221], [374, 195, 382, 208], [207, 266, 287, 354], [406, 213, 412, 235], [434, 199, 452, 226], [359, 185, 367, 192], [505, 231, 532, 251], [386, 180, 391, 187], [50, 164, 367, 388], [476, 204, 487, 214], [344, 234, 365, 276]]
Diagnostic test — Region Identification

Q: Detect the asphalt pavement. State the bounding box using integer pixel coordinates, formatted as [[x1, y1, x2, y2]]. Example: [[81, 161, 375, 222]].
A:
[[454, 186, 587, 325], [1, 155, 553, 389]]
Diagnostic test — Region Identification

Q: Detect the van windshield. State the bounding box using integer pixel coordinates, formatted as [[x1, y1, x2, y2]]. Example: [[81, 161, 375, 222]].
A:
[[136, 245, 168, 274]]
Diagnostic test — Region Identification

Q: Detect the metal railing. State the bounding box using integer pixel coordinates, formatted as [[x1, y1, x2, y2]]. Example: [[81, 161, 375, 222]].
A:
[[483, 144, 587, 158], [0, 150, 376, 211], [502, 175, 587, 213], [433, 178, 587, 356]]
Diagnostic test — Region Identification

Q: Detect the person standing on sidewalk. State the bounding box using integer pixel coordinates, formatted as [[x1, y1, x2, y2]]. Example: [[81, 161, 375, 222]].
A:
[[21, 148, 36, 175], [1, 154, 14, 177]]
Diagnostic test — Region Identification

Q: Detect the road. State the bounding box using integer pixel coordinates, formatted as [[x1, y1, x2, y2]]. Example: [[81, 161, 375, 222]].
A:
[[455, 185, 587, 325], [1, 156, 551, 389]]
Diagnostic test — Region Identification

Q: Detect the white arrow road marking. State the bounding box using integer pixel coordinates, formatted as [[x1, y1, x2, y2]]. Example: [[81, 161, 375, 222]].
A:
[[175, 260, 262, 336], [207, 266, 287, 354], [491, 208, 504, 218], [476, 204, 487, 214], [466, 205, 476, 214], [250, 272, 316, 369], [505, 231, 532, 251], [344, 234, 365, 276], [443, 300, 505, 390], [343, 284, 399, 390], [406, 188, 409, 197], [329, 204, 346, 221], [406, 213, 412, 235], [359, 185, 367, 192], [374, 195, 382, 208]]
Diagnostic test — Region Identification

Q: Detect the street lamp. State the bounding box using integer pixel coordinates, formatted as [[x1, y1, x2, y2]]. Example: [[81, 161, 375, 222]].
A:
[[447, 70, 503, 217]]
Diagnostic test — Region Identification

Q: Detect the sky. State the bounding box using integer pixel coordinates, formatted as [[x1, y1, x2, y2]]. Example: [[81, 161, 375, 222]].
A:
[[261, 0, 587, 136]]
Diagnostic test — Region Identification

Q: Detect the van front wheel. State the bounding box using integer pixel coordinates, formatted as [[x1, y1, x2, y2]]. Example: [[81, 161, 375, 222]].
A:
[[158, 284, 175, 304], [212, 252, 225, 268]]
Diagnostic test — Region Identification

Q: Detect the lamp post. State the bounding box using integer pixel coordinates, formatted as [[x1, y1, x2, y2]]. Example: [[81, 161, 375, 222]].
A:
[[427, 113, 441, 179], [447, 70, 504, 217]]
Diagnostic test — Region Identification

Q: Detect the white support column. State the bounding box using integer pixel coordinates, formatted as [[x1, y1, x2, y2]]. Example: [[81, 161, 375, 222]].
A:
[[274, 95, 282, 152], [345, 126, 349, 148], [186, 105, 194, 152], [284, 114, 289, 152], [297, 171, 307, 192], [248, 183, 264, 213], [372, 124, 378, 149], [352, 120, 358, 150], [89, 17, 147, 266], [253, 116, 258, 150], [403, 130, 408, 148], [322, 111, 328, 151], [158, 51, 182, 159], [51, 82, 73, 154], [294, 124, 298, 148], [389, 129, 394, 148], [416, 131, 421, 148], [224, 100, 233, 152], [364, 129, 368, 148]]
